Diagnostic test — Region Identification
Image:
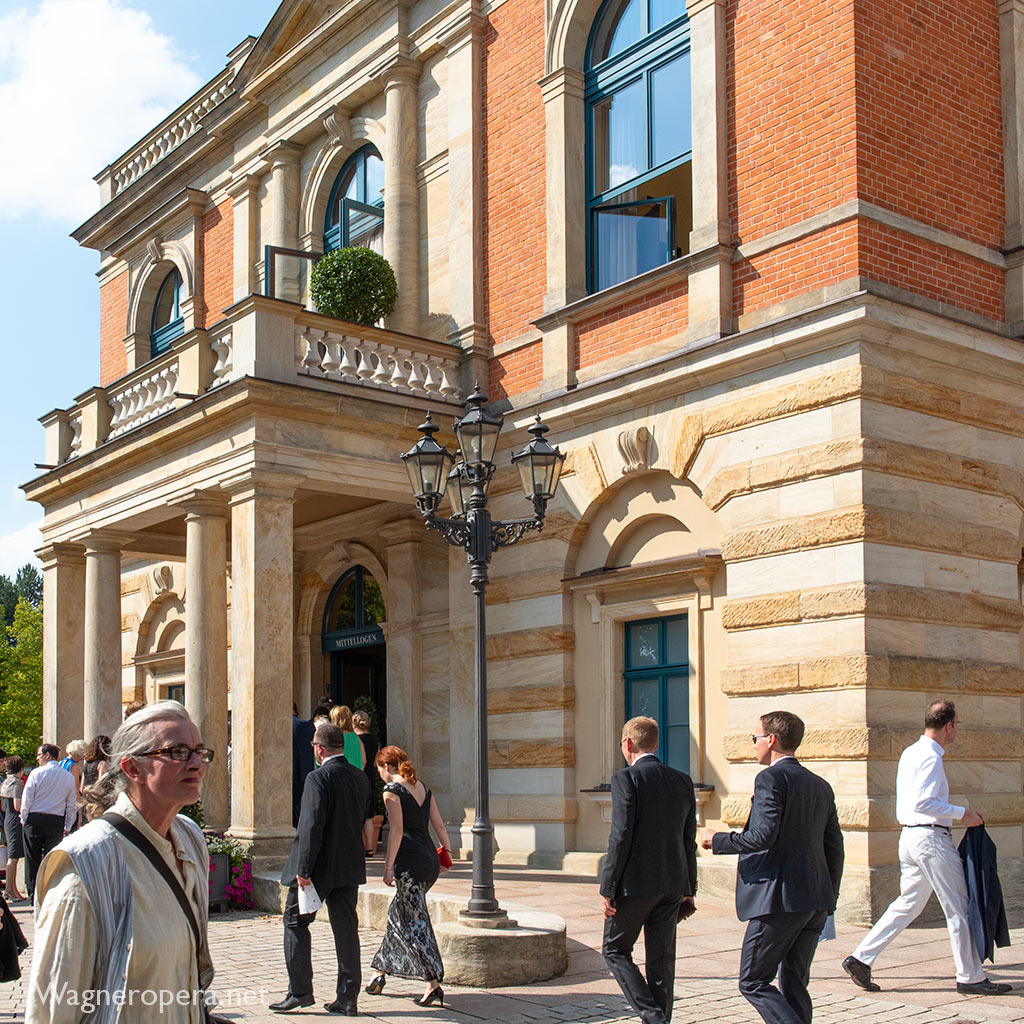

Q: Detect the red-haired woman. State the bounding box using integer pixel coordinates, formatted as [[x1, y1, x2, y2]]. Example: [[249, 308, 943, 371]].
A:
[[365, 745, 451, 1007]]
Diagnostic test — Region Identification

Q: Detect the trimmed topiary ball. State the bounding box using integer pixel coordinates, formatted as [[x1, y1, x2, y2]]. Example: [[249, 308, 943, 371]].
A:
[[310, 247, 398, 326]]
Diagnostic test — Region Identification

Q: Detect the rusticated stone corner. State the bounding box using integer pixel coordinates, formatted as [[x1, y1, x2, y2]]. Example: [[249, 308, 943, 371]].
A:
[[670, 413, 704, 480], [563, 443, 607, 504]]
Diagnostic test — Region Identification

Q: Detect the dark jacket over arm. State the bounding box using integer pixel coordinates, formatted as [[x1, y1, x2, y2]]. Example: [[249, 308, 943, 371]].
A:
[[600, 756, 697, 902], [712, 758, 843, 920]]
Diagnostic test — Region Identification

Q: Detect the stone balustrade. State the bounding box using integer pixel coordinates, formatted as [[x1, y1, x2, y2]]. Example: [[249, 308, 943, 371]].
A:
[[40, 296, 465, 468], [108, 359, 180, 438], [109, 79, 233, 196], [295, 316, 462, 401]]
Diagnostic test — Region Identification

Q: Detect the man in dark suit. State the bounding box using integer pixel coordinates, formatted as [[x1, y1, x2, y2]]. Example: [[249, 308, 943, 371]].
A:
[[291, 703, 315, 827], [601, 716, 698, 1024], [702, 710, 844, 1024], [270, 722, 371, 1016]]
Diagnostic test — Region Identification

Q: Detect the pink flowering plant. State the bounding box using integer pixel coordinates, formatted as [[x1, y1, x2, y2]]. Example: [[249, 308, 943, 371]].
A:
[[206, 833, 254, 911]]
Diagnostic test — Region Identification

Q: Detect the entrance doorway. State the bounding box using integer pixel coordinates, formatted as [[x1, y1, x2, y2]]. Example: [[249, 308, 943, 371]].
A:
[[322, 565, 387, 742], [330, 643, 386, 745]]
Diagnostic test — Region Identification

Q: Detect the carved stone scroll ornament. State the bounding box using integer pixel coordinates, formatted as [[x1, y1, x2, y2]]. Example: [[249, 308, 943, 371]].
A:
[[146, 237, 164, 264], [323, 106, 350, 148], [617, 426, 652, 475], [153, 564, 174, 595]]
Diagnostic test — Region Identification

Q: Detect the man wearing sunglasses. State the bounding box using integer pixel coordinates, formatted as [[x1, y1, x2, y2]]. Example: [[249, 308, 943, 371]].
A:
[[701, 711, 844, 1024]]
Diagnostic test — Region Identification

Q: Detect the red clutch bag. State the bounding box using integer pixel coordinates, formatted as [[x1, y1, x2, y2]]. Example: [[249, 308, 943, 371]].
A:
[[437, 846, 453, 869]]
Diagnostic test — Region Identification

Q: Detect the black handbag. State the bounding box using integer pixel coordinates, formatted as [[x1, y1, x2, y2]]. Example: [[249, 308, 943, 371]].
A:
[[103, 812, 230, 1023]]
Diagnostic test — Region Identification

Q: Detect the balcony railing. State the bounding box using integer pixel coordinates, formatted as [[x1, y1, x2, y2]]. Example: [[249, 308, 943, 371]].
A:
[[39, 295, 464, 468]]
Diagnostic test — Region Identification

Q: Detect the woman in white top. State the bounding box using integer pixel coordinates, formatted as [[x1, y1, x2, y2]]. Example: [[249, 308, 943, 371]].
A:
[[25, 701, 218, 1024]]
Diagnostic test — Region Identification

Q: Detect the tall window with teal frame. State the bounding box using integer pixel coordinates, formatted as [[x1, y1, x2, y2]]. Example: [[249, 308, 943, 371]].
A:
[[624, 614, 690, 771], [323, 145, 385, 254], [322, 565, 387, 652], [150, 268, 184, 358], [586, 0, 692, 293]]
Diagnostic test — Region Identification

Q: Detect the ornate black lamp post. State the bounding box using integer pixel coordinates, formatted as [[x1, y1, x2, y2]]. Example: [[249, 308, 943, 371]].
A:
[[400, 387, 565, 921]]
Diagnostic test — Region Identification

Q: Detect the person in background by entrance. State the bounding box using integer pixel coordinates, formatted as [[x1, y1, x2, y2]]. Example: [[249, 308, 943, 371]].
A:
[[292, 704, 315, 828], [1, 758, 27, 901], [352, 711, 380, 856], [842, 700, 1011, 996], [329, 705, 365, 770], [58, 741, 87, 830], [123, 699, 146, 721], [81, 736, 111, 798], [21, 744, 77, 904], [365, 746, 451, 1008]]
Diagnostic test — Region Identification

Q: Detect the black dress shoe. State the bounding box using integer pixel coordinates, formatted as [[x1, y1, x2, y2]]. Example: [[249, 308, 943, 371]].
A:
[[269, 994, 314, 1012], [323, 1001, 359, 1015], [842, 955, 880, 992], [957, 978, 1013, 995]]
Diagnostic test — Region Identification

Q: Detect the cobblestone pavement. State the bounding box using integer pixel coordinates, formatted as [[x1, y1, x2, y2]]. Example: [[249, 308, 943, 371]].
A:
[[3, 862, 1024, 1023]]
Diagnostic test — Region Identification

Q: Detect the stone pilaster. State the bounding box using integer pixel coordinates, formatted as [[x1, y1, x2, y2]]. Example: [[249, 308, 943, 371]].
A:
[[1000, 0, 1024, 334], [39, 543, 85, 749], [229, 174, 262, 302], [686, 0, 734, 343], [263, 141, 303, 303], [83, 536, 124, 740], [382, 60, 422, 335], [381, 520, 423, 766], [224, 470, 301, 869], [441, 13, 488, 385], [183, 490, 229, 832]]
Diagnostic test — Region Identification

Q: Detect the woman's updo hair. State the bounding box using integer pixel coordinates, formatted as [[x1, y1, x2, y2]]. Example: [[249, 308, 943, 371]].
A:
[[375, 744, 416, 784], [352, 710, 370, 731], [330, 704, 354, 732]]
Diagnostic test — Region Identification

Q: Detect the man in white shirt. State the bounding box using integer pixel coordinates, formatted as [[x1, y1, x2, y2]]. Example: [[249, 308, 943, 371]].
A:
[[20, 744, 77, 904], [842, 700, 1011, 996]]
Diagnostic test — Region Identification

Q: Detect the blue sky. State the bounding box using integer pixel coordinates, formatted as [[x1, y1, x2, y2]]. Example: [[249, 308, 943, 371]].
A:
[[0, 0, 281, 576]]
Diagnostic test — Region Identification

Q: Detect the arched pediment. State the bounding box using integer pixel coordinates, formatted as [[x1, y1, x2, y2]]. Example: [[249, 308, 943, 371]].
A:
[[126, 244, 195, 337], [547, 0, 604, 74]]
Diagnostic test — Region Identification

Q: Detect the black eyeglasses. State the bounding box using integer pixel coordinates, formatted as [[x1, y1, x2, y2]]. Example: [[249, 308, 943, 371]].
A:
[[139, 744, 215, 763], [751, 734, 769, 745]]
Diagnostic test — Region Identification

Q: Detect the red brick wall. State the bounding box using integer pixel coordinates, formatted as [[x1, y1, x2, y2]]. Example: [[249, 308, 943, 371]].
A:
[[99, 270, 129, 385], [482, 1, 546, 371], [855, 0, 1003, 249], [491, 341, 543, 401], [576, 283, 689, 370], [729, 0, 858, 242], [201, 199, 234, 327]]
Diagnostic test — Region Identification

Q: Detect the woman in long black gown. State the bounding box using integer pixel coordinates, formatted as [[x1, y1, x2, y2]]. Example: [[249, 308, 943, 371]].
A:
[[366, 745, 451, 1006]]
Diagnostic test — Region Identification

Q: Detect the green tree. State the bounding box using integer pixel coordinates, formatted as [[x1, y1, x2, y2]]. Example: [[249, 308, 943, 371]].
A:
[[0, 574, 15, 626], [0, 598, 43, 760], [15, 564, 42, 608]]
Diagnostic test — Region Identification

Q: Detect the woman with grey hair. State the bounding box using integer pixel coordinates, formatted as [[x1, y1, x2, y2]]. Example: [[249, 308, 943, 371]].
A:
[[25, 701, 219, 1024]]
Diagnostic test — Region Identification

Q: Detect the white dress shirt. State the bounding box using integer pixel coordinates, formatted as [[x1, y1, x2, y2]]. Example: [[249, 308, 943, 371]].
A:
[[895, 735, 964, 827], [20, 760, 78, 830]]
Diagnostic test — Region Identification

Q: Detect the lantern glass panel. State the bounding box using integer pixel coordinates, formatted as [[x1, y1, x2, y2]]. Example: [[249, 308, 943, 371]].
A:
[[457, 418, 501, 467]]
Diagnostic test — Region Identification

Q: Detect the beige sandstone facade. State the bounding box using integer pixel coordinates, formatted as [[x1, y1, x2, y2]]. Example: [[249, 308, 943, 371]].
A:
[[24, 0, 1024, 923]]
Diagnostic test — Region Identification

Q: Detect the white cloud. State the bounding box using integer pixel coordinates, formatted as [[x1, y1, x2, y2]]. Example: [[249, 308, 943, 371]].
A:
[[0, 520, 42, 579], [0, 0, 202, 222]]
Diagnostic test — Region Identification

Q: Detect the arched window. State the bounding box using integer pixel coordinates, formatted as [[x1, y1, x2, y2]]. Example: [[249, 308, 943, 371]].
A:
[[586, 0, 692, 292], [322, 565, 386, 650], [150, 268, 184, 357], [323, 145, 385, 254]]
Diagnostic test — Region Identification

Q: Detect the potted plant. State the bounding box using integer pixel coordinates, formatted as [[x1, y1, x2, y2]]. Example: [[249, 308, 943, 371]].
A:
[[205, 833, 253, 913], [309, 247, 397, 326]]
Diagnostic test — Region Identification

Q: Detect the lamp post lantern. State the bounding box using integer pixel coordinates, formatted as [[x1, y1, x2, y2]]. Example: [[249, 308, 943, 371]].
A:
[[400, 387, 565, 921]]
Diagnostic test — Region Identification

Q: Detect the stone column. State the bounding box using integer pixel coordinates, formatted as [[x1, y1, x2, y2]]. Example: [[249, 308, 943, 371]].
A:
[[183, 491, 229, 832], [225, 471, 300, 870], [83, 537, 124, 740], [229, 174, 262, 302], [382, 60, 422, 335], [1000, 0, 1024, 334], [381, 521, 423, 765], [264, 141, 303, 303], [441, 14, 488, 385], [685, 0, 733, 343], [39, 543, 86, 749]]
